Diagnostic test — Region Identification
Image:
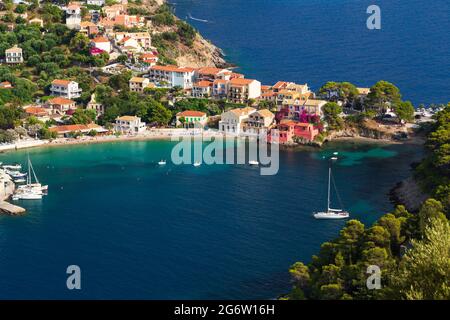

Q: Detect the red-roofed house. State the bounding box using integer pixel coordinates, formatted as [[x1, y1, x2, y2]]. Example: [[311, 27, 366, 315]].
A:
[[139, 53, 158, 66], [117, 36, 141, 53], [101, 14, 142, 29], [50, 79, 82, 99], [269, 120, 319, 144], [90, 36, 111, 53], [259, 90, 277, 103], [192, 81, 213, 98], [102, 4, 125, 19], [46, 97, 77, 115], [149, 65, 196, 89], [24, 106, 49, 117], [80, 21, 98, 37], [176, 110, 208, 127], [49, 123, 108, 137], [212, 79, 228, 99], [228, 78, 261, 104], [65, 3, 81, 30], [195, 67, 231, 82], [0, 81, 13, 89]]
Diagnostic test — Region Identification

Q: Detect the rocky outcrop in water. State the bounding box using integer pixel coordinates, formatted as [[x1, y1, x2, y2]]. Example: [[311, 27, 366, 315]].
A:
[[389, 177, 429, 213]]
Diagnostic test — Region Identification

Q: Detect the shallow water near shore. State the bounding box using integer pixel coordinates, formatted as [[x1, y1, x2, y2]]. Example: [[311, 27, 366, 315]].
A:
[[0, 140, 422, 299]]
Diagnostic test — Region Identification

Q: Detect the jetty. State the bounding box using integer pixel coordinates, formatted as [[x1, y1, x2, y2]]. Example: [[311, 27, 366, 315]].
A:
[[0, 167, 26, 215], [0, 201, 25, 215]]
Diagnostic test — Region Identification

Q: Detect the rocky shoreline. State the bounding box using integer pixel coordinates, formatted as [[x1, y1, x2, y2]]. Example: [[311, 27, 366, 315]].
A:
[[151, 0, 227, 68], [389, 177, 429, 213]]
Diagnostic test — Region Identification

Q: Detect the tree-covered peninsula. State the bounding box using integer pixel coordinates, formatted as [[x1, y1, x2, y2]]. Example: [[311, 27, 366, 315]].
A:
[[284, 104, 450, 300]]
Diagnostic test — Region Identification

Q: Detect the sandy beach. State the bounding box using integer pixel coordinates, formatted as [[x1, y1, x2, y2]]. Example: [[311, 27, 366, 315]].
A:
[[0, 129, 229, 153], [0, 127, 425, 154]]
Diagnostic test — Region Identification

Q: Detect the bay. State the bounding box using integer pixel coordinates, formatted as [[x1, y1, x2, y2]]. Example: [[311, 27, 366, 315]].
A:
[[0, 140, 422, 299]]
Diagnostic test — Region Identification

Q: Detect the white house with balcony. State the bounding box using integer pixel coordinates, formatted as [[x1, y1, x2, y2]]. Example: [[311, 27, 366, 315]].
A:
[[50, 79, 82, 99], [114, 116, 146, 134], [219, 107, 256, 135], [5, 45, 23, 64], [148, 65, 196, 89], [242, 109, 275, 136], [65, 3, 81, 30]]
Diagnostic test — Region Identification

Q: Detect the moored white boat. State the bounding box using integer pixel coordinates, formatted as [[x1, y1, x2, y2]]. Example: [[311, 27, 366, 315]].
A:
[[18, 183, 48, 192], [249, 160, 259, 165], [12, 191, 42, 200], [12, 156, 48, 200], [6, 170, 27, 178], [314, 209, 350, 219], [158, 160, 166, 165], [3, 164, 22, 170], [193, 161, 201, 167]]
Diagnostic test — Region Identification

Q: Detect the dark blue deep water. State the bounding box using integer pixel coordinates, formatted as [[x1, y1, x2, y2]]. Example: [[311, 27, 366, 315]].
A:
[[0, 141, 422, 299], [171, 0, 450, 105]]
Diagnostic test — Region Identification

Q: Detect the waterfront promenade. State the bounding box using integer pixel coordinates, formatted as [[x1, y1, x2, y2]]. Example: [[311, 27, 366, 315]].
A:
[[0, 139, 49, 152]]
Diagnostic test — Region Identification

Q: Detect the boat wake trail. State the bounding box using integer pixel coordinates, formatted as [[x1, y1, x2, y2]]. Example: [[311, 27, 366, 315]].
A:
[[187, 13, 210, 23]]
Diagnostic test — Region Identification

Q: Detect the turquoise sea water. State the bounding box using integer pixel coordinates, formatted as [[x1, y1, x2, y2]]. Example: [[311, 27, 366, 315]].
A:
[[0, 141, 422, 299], [170, 0, 450, 105]]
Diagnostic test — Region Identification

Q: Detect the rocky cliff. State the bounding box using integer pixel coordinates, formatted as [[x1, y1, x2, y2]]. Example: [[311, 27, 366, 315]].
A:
[[326, 119, 410, 142], [143, 0, 227, 68], [389, 177, 429, 212]]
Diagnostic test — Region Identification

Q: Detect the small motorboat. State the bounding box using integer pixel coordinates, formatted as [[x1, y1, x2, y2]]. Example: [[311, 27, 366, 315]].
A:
[[12, 191, 43, 200], [3, 164, 22, 170], [158, 160, 167, 165], [7, 170, 27, 178], [249, 160, 259, 166], [193, 161, 201, 167], [14, 178, 26, 183]]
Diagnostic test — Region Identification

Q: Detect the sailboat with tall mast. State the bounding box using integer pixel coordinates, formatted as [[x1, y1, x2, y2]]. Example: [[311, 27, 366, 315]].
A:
[[12, 156, 48, 200], [313, 156, 349, 219]]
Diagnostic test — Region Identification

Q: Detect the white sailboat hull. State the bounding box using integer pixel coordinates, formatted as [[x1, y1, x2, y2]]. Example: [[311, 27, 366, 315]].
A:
[[18, 183, 47, 191], [313, 157, 350, 220], [13, 193, 43, 200], [12, 157, 48, 200], [313, 211, 350, 219]]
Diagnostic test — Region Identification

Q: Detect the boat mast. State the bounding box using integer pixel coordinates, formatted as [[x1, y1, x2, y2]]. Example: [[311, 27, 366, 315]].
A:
[[30, 158, 39, 184], [27, 155, 39, 184], [327, 163, 331, 212], [27, 156, 31, 185]]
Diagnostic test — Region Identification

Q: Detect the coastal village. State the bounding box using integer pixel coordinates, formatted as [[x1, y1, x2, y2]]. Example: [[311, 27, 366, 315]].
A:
[[0, 0, 442, 212], [0, 0, 449, 302]]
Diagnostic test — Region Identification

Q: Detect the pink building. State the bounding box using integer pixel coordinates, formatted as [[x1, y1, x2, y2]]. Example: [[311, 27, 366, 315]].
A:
[[269, 120, 319, 144], [293, 122, 319, 141]]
